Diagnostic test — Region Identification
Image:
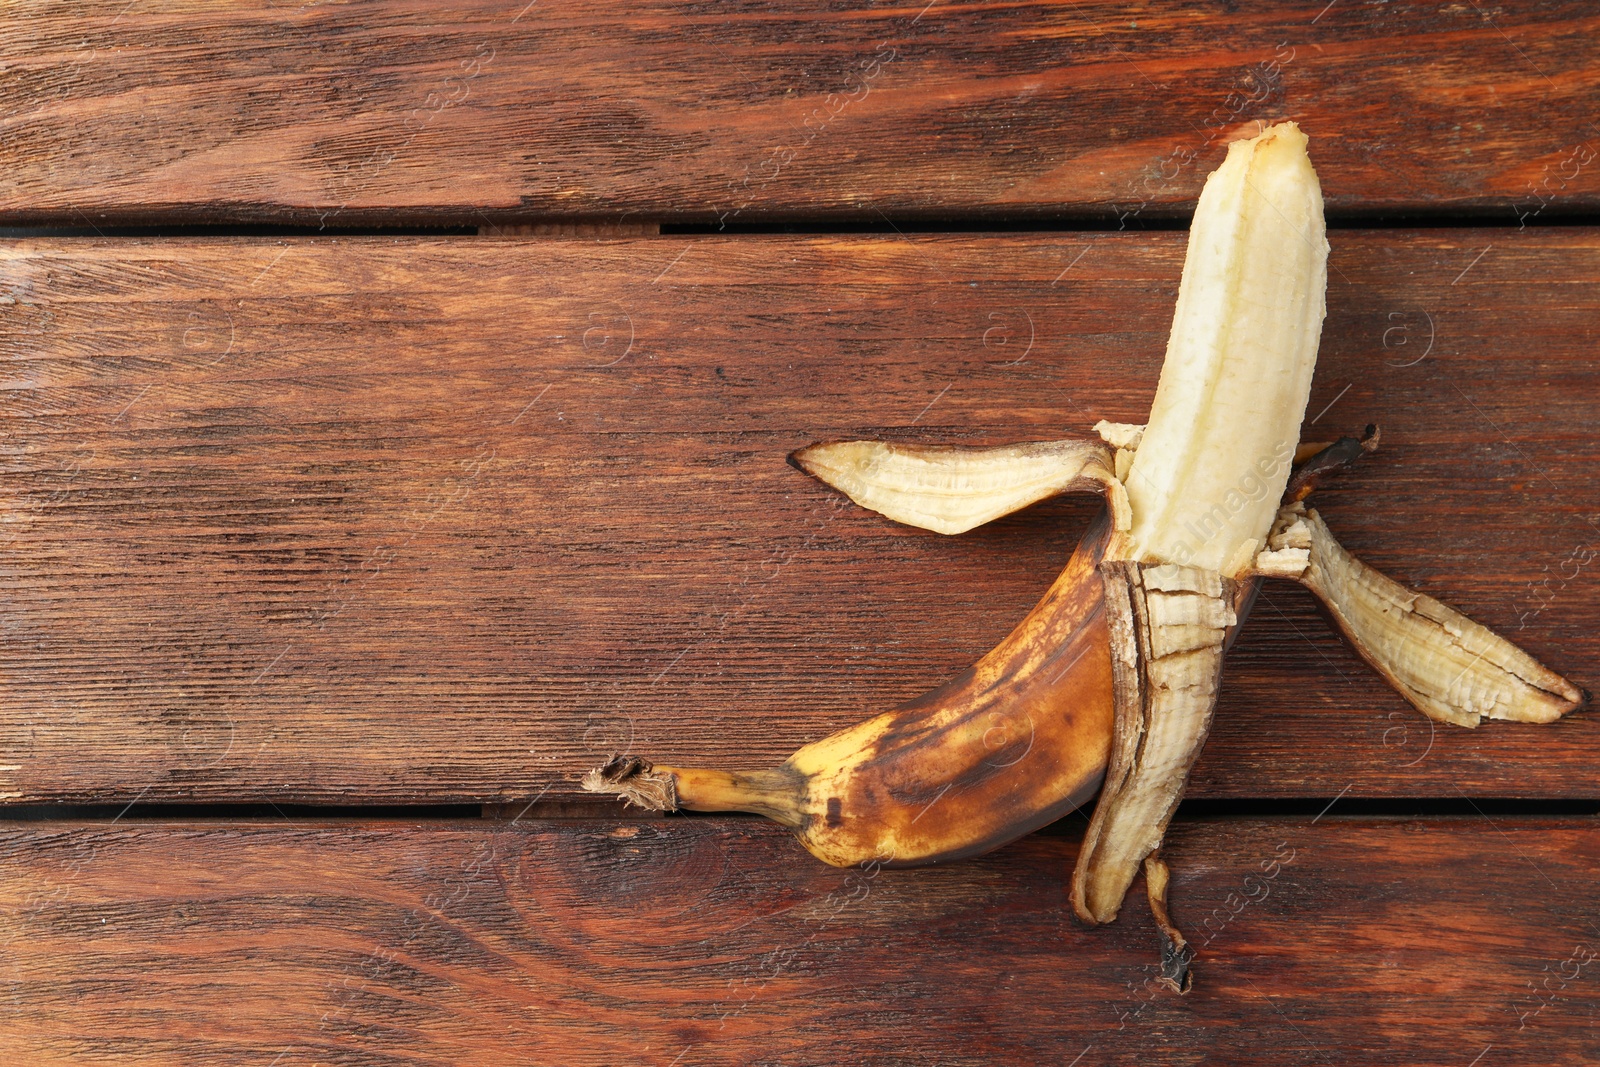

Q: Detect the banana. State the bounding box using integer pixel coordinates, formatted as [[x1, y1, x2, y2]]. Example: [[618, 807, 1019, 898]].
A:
[[584, 122, 1584, 985]]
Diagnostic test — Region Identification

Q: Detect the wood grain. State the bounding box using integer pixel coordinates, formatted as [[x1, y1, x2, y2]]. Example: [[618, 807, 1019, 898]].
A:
[[2, 815, 1596, 1065], [0, 231, 1596, 806], [3, 2, 1598, 225]]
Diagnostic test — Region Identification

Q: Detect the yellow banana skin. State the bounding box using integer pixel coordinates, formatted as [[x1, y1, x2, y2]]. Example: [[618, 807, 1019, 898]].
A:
[[585, 511, 1117, 868]]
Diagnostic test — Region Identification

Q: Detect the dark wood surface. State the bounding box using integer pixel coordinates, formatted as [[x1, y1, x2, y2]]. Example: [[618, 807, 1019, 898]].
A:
[[3, 815, 1596, 1065], [6, 8, 1600, 1059], [4, 2, 1599, 226], [1, 230, 1594, 806]]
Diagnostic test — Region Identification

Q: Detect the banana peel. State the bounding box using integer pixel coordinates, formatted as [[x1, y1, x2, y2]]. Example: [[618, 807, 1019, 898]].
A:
[[587, 500, 1120, 868], [584, 123, 1585, 989]]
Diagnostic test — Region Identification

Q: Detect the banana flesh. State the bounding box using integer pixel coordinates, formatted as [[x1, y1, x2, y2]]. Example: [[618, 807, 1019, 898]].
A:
[[1120, 123, 1326, 578]]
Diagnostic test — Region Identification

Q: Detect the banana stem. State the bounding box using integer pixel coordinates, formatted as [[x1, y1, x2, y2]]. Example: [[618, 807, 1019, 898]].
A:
[[582, 756, 806, 827], [668, 766, 807, 826]]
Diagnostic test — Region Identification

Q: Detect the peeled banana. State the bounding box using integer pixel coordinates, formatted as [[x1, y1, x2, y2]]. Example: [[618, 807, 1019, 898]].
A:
[[585, 122, 1584, 986]]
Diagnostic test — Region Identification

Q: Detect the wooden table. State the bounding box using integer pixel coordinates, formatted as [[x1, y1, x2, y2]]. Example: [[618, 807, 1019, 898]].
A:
[[3, 4, 1597, 1063]]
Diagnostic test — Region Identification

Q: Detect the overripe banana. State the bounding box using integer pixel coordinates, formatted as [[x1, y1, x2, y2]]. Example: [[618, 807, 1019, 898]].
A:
[[585, 122, 1584, 986]]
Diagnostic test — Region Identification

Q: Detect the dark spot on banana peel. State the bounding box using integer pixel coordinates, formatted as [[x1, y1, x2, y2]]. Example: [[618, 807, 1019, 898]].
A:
[[855, 770, 1106, 870], [869, 516, 1111, 764], [826, 797, 842, 827]]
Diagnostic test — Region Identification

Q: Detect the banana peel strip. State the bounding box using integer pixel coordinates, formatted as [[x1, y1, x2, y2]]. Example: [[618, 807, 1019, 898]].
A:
[[1071, 562, 1238, 926], [790, 437, 1131, 536], [1255, 504, 1585, 727]]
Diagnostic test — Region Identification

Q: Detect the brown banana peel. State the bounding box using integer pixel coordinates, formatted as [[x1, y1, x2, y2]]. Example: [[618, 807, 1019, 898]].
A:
[[588, 462, 1124, 869], [583, 122, 1585, 988]]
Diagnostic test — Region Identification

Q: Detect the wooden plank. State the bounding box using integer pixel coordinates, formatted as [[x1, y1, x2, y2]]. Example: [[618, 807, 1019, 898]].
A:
[[0, 231, 1596, 805], [4, 2, 1598, 225], [2, 816, 1596, 1064]]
